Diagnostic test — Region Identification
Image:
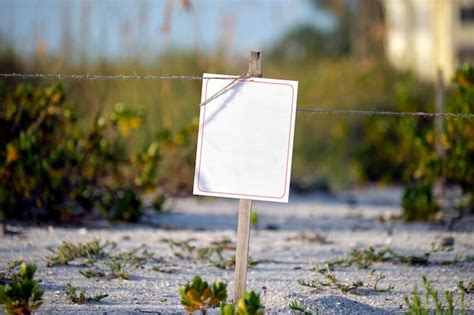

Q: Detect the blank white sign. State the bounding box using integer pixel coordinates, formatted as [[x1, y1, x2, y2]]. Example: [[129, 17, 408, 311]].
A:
[[193, 73, 298, 203]]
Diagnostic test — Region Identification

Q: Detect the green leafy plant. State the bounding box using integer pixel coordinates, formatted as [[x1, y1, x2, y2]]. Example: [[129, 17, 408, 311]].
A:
[[237, 291, 265, 315], [220, 302, 236, 315], [219, 291, 265, 315], [0, 261, 23, 286], [404, 276, 465, 315], [63, 283, 108, 304], [0, 263, 44, 315], [179, 276, 227, 314]]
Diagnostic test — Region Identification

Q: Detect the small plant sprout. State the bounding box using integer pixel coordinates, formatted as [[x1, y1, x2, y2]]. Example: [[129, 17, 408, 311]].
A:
[[313, 246, 435, 271], [209, 255, 263, 270], [46, 239, 112, 266], [298, 268, 366, 295], [210, 238, 235, 250], [179, 276, 227, 314], [164, 238, 264, 270], [318, 270, 364, 294], [112, 244, 153, 268], [75, 245, 155, 280], [63, 283, 108, 304], [107, 257, 130, 280], [164, 239, 195, 259], [404, 275, 465, 315], [79, 269, 106, 279], [457, 280, 474, 294], [0, 263, 44, 315], [368, 269, 394, 292], [296, 279, 321, 289], [289, 300, 312, 315]]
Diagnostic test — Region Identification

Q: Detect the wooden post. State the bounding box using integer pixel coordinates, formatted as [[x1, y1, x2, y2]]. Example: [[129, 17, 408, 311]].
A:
[[435, 68, 445, 159], [435, 68, 446, 202], [233, 51, 262, 303]]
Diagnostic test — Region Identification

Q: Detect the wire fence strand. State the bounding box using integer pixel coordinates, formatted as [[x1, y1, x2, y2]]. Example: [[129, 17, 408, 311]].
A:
[[295, 108, 474, 119], [0, 72, 222, 81], [1, 72, 474, 119]]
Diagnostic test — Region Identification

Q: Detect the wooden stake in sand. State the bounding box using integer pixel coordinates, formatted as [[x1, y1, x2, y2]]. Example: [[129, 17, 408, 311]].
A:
[[233, 51, 262, 302]]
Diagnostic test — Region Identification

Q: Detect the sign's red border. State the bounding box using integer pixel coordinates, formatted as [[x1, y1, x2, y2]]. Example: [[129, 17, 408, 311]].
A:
[[197, 78, 295, 200]]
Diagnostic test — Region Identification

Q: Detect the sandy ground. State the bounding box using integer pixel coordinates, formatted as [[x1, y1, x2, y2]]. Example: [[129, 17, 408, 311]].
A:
[[1, 187, 473, 314]]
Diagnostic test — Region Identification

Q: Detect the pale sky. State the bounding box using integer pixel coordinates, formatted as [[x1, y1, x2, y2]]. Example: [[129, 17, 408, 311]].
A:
[[0, 0, 335, 61]]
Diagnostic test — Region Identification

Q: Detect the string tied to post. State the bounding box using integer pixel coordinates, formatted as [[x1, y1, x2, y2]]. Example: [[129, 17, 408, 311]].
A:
[[199, 73, 250, 107]]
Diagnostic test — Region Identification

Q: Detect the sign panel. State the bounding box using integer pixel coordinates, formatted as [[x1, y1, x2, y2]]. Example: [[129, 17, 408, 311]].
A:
[[193, 73, 298, 203]]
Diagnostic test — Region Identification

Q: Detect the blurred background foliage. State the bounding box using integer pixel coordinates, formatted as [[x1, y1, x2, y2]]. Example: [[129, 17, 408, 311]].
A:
[[0, 0, 472, 223]]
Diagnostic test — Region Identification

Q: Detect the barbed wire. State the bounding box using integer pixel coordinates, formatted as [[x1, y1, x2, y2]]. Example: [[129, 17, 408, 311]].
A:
[[1, 72, 473, 119], [296, 108, 474, 119], [0, 72, 220, 81]]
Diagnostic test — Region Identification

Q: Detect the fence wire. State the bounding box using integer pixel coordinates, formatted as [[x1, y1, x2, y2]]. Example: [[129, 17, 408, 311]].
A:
[[0, 72, 218, 81], [1, 72, 474, 119], [296, 108, 474, 119]]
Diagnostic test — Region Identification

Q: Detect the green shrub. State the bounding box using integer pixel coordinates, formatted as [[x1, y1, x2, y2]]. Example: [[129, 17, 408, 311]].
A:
[[110, 187, 141, 222], [442, 67, 474, 211], [402, 181, 439, 222], [401, 66, 474, 220], [0, 263, 44, 315], [0, 83, 145, 222], [355, 74, 433, 184], [359, 66, 474, 221], [0, 82, 198, 223]]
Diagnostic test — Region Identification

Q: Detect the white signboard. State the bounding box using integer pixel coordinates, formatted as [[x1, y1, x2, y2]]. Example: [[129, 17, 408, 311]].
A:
[[193, 73, 298, 203]]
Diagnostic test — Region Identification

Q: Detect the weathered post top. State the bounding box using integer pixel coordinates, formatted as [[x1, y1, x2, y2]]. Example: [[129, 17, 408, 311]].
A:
[[249, 51, 262, 77]]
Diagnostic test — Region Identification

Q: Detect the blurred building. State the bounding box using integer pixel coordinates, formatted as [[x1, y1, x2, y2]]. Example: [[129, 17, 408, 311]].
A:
[[384, 0, 474, 81]]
